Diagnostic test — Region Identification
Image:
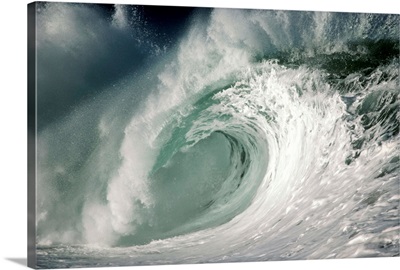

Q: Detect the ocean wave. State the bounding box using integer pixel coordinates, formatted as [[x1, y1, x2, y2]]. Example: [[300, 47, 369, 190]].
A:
[[35, 4, 399, 268]]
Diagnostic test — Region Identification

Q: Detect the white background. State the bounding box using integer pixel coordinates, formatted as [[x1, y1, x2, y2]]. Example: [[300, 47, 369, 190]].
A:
[[0, 0, 398, 269]]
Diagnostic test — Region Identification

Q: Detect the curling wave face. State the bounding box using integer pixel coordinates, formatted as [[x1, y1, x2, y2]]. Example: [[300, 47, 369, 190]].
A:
[[36, 4, 399, 268]]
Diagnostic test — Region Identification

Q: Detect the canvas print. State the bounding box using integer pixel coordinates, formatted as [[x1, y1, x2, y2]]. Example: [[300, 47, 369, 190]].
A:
[[28, 1, 399, 269]]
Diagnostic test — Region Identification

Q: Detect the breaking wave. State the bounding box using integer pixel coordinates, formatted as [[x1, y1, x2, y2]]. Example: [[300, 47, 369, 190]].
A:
[[35, 4, 399, 268]]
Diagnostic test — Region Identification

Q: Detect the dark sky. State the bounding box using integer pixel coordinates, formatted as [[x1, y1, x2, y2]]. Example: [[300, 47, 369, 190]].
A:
[[97, 4, 199, 40]]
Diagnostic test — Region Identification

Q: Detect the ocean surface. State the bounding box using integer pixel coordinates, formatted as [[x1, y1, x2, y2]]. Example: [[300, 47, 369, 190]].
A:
[[34, 3, 399, 268]]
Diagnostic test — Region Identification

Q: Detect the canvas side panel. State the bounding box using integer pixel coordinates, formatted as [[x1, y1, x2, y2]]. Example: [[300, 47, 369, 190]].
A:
[[27, 2, 37, 269]]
